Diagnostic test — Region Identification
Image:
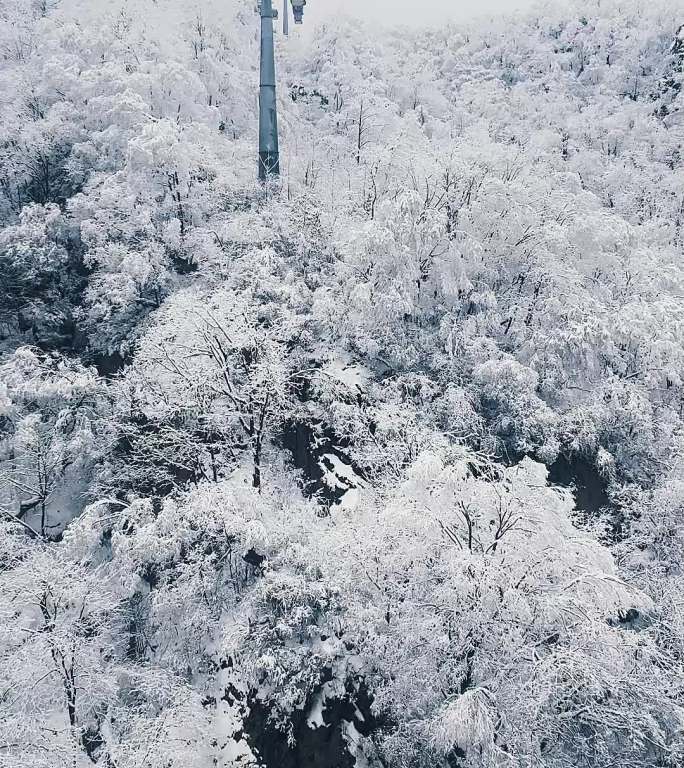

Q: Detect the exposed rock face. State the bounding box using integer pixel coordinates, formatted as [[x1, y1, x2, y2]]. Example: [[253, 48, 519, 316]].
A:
[[244, 676, 381, 768], [548, 453, 609, 515]]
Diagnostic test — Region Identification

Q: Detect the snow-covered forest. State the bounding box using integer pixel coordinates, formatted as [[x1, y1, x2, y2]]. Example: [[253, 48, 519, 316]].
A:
[[1, 0, 683, 765]]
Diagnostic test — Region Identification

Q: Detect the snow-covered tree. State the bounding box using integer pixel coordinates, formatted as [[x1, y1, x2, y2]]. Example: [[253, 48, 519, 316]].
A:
[[1, 1, 684, 766]]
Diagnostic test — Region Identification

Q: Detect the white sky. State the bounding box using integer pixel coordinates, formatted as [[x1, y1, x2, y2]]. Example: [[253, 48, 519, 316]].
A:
[[305, 0, 539, 27]]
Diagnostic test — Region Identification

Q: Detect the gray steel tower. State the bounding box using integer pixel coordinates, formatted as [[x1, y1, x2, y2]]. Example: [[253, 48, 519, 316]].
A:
[[258, 1, 308, 180], [258, 0, 279, 180]]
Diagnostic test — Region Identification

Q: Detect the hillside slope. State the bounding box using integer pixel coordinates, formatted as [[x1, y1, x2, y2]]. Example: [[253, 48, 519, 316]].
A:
[[1, 1, 683, 767]]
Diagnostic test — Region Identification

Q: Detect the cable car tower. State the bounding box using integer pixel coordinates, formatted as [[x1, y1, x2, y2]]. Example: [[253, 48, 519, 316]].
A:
[[258, 0, 307, 181]]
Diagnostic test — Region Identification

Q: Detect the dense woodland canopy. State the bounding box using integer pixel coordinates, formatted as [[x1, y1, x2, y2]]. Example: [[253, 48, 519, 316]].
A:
[[0, 0, 683, 766]]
